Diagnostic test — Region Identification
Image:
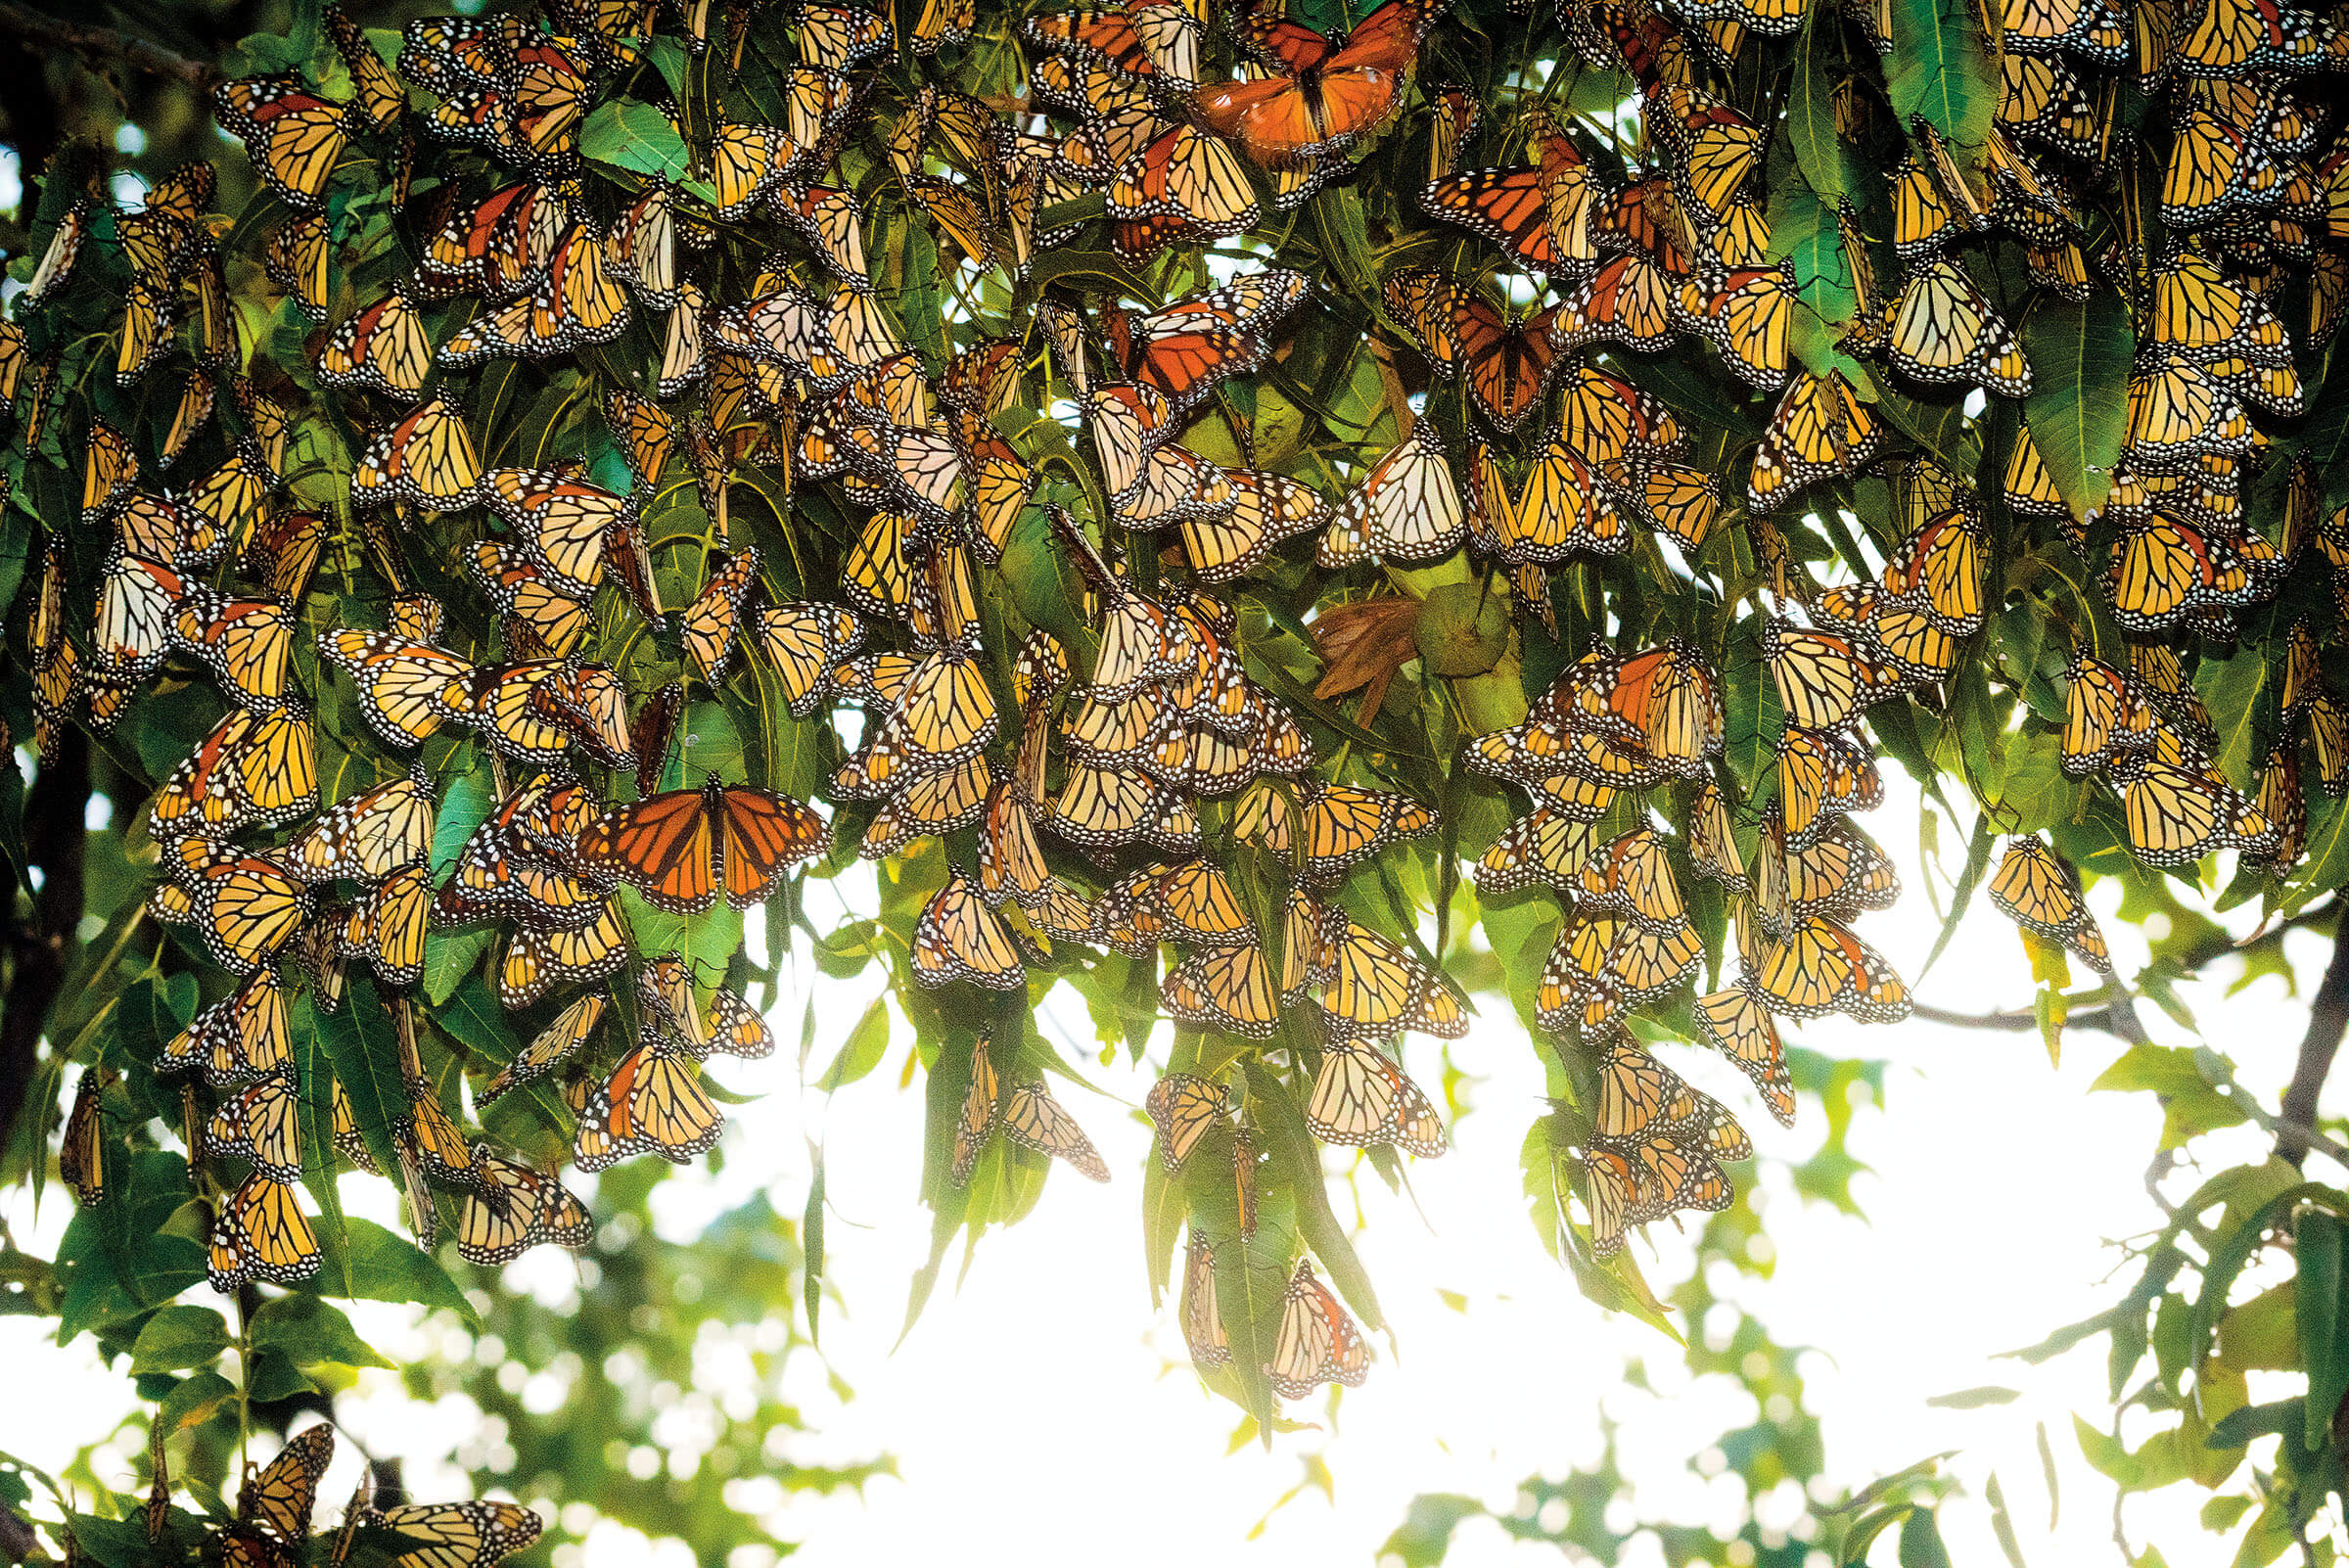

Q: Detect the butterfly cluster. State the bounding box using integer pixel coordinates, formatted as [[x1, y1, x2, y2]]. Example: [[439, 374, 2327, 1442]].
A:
[[115, 1417, 544, 1568], [21, 0, 2349, 1434]]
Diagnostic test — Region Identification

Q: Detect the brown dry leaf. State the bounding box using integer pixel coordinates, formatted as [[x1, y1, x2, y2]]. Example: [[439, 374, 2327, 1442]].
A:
[[1311, 597, 1421, 728]]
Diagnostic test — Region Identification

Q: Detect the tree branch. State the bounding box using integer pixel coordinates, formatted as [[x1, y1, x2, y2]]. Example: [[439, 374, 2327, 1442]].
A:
[[1911, 999, 2130, 1037], [2278, 932, 2349, 1169], [0, 1, 220, 92], [0, 729, 90, 1158]]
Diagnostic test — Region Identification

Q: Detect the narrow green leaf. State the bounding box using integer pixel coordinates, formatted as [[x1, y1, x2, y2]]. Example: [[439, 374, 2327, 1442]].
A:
[[1787, 13, 1854, 201], [803, 1146, 825, 1346]]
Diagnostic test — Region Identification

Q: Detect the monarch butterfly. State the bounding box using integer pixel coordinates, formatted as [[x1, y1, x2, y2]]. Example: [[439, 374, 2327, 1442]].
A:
[[439, 219, 633, 366], [1423, 113, 1604, 275], [949, 1030, 1003, 1186], [1761, 813, 1902, 935], [1145, 1074, 1233, 1171], [479, 996, 605, 1107], [1000, 1079, 1114, 1181], [1474, 807, 1605, 894], [1025, 0, 1204, 89], [1767, 621, 1908, 730], [484, 467, 632, 594], [1750, 913, 1911, 1022], [911, 869, 1028, 992], [574, 1025, 723, 1169], [338, 865, 433, 989], [1176, 468, 1332, 580], [284, 768, 432, 885], [497, 897, 630, 1008], [1682, 984, 1793, 1125], [160, 968, 289, 1085], [439, 819, 605, 933], [208, 1172, 321, 1289], [232, 1423, 335, 1550], [1307, 1038, 1448, 1155], [2125, 351, 2261, 467], [1594, 1040, 1750, 1160], [638, 953, 775, 1061], [1267, 1259, 1371, 1398], [1988, 835, 2113, 972], [1180, 1230, 1232, 1370], [20, 201, 89, 309], [205, 1072, 301, 1179], [213, 76, 347, 208], [467, 543, 587, 660], [366, 1501, 544, 1568], [2107, 751, 2275, 866], [578, 779, 828, 914], [753, 602, 863, 718], [1880, 508, 1987, 635], [317, 291, 434, 399], [58, 1067, 109, 1205], [1774, 723, 1883, 848], [1319, 421, 1466, 568], [1316, 917, 1469, 1037], [1575, 828, 1689, 931], [1161, 944, 1280, 1038], [795, 0, 895, 66], [1749, 371, 1883, 514], [352, 397, 484, 510], [1194, 0, 1442, 167], [1594, 1128, 1735, 1248], [1440, 287, 1568, 434], [1650, 82, 1764, 217], [1282, 781, 1432, 884], [148, 705, 318, 846], [1097, 276, 1300, 424], [1107, 123, 1262, 258], [166, 839, 313, 976], [863, 753, 995, 860], [682, 548, 762, 687], [1888, 256, 2035, 396], [603, 180, 679, 308], [455, 1147, 594, 1265]]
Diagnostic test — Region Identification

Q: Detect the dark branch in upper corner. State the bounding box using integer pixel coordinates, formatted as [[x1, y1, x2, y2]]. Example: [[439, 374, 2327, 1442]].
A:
[[0, 1, 221, 93]]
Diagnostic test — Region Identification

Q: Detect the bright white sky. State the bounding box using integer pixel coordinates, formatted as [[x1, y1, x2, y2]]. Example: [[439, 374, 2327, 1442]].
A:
[[4, 771, 2327, 1568]]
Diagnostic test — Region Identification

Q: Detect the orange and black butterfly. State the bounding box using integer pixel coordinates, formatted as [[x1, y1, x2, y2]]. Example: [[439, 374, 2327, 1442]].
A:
[[214, 75, 349, 208], [1194, 0, 1447, 166], [1102, 268, 1309, 412], [577, 779, 830, 912]]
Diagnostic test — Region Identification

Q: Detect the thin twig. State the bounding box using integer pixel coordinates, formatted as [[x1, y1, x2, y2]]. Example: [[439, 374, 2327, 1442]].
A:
[[0, 1, 220, 91], [1911, 1000, 2125, 1037]]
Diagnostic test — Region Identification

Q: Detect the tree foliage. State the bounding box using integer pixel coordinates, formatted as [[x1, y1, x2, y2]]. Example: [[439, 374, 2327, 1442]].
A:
[[9, 0, 2349, 1556]]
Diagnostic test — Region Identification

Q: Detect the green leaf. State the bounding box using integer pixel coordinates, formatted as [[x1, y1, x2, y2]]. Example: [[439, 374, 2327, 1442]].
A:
[[2297, 1210, 2347, 1450], [2192, 649, 2266, 792], [1887, 0, 1995, 150], [2022, 293, 2133, 520], [818, 997, 892, 1091], [1787, 13, 1855, 201], [310, 988, 407, 1188], [803, 1148, 825, 1347], [1925, 1384, 2022, 1408], [580, 99, 693, 183], [299, 1218, 477, 1326], [249, 1291, 395, 1368], [128, 1305, 230, 1373], [1768, 177, 1856, 328]]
